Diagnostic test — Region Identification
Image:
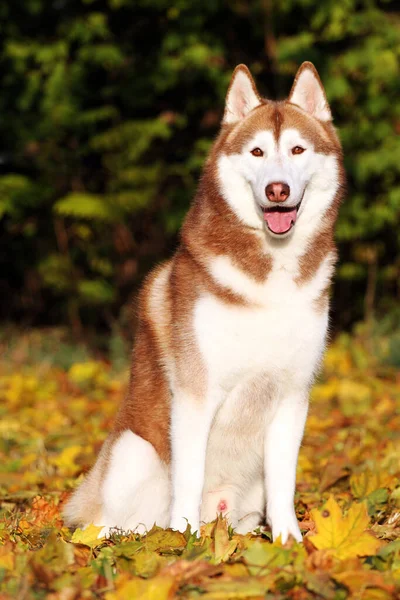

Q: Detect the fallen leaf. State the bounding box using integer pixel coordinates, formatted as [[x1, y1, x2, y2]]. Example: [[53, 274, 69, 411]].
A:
[[21, 496, 63, 530], [144, 526, 187, 553], [70, 524, 105, 548], [0, 544, 15, 570], [159, 558, 219, 582], [51, 446, 82, 476], [242, 539, 305, 576], [350, 471, 394, 499], [213, 516, 238, 564], [319, 460, 349, 492], [199, 577, 275, 598], [2, 331, 400, 598], [309, 496, 383, 559], [360, 590, 396, 600], [131, 549, 162, 577], [333, 569, 395, 594], [105, 575, 177, 600]]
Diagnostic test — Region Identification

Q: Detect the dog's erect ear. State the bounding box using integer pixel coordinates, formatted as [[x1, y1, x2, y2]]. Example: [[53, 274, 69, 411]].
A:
[[289, 62, 332, 122], [223, 65, 262, 124]]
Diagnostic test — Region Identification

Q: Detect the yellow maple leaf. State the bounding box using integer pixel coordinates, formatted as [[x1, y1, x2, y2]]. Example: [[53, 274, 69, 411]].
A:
[[70, 524, 105, 548], [309, 496, 383, 559]]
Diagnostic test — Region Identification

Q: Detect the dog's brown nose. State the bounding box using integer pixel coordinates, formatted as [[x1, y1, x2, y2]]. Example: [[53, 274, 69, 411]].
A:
[[265, 182, 290, 203]]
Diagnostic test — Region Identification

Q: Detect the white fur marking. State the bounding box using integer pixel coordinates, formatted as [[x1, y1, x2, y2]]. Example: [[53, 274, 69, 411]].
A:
[[217, 129, 339, 239], [290, 68, 331, 121], [224, 69, 261, 124], [100, 431, 170, 533], [264, 393, 308, 542], [170, 396, 218, 533]]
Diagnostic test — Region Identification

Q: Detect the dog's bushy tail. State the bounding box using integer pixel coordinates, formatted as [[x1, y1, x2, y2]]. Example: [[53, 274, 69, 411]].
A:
[[63, 441, 110, 527]]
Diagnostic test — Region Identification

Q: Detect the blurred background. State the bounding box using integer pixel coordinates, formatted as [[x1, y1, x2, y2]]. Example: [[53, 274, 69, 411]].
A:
[[0, 0, 399, 363]]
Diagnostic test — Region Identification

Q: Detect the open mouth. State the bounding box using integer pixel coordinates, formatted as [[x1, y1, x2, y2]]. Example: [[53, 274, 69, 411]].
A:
[[260, 200, 302, 235]]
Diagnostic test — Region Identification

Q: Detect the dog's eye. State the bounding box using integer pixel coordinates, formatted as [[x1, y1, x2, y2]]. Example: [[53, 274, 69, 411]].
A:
[[292, 146, 305, 155], [251, 147, 264, 157]]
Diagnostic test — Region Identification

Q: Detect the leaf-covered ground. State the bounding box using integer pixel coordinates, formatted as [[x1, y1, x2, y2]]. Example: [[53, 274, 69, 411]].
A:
[[1, 330, 399, 599]]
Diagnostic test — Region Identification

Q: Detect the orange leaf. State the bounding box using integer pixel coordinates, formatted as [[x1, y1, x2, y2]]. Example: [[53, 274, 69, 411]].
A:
[[334, 569, 395, 594]]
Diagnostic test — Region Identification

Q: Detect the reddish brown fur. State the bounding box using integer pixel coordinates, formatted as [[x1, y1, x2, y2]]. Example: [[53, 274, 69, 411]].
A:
[[113, 265, 172, 462], [314, 287, 330, 314], [226, 102, 339, 156]]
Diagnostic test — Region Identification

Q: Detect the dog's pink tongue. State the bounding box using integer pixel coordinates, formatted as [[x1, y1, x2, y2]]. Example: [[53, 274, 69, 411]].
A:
[[264, 208, 297, 234]]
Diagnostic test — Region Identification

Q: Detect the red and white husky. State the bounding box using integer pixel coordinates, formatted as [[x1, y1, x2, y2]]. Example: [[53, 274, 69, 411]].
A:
[[64, 62, 344, 542]]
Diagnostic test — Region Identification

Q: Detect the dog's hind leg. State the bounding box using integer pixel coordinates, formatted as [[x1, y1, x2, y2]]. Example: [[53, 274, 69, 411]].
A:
[[99, 430, 171, 535], [236, 478, 265, 534], [64, 430, 171, 535], [201, 480, 264, 534], [201, 485, 240, 529]]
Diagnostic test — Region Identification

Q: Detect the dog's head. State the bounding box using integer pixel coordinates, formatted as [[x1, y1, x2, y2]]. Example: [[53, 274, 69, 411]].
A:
[[215, 62, 343, 239]]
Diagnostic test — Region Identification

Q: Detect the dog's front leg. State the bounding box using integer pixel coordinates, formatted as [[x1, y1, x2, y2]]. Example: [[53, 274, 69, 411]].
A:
[[170, 396, 215, 534], [264, 392, 308, 543]]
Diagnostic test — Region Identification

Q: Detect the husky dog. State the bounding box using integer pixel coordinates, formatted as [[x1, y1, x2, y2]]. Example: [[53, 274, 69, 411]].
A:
[[64, 62, 344, 542]]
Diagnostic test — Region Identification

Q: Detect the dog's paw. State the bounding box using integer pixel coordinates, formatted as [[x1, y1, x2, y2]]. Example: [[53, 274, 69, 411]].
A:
[[269, 511, 302, 543], [95, 525, 112, 539], [170, 514, 199, 534]]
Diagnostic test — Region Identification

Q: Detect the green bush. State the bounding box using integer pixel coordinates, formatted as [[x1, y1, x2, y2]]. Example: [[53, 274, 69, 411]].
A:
[[0, 0, 399, 331]]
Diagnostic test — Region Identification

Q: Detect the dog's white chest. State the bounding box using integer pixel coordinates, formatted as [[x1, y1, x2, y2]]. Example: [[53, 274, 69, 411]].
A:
[[194, 262, 329, 393]]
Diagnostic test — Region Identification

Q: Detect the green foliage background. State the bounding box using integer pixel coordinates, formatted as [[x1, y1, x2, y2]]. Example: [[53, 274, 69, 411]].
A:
[[0, 0, 399, 334]]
